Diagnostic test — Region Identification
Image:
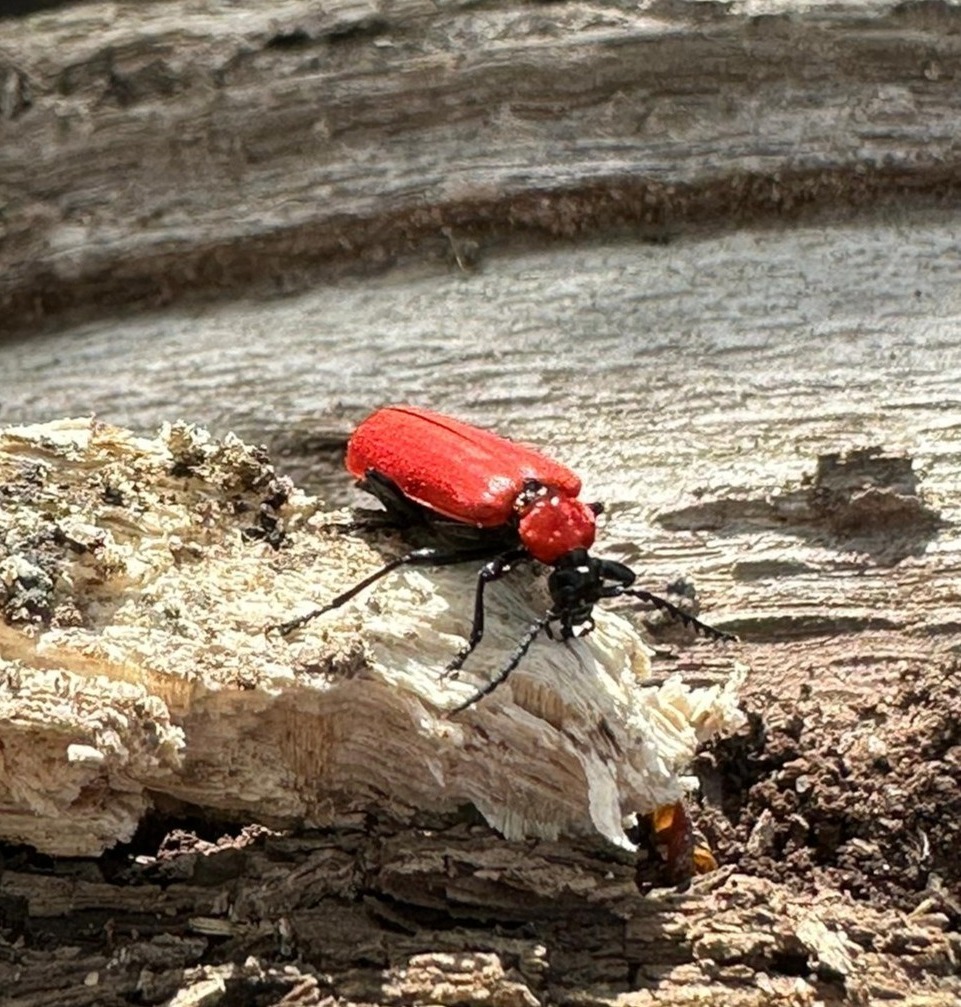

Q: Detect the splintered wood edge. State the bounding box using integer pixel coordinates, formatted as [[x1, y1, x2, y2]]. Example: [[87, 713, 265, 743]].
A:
[[0, 418, 745, 856]]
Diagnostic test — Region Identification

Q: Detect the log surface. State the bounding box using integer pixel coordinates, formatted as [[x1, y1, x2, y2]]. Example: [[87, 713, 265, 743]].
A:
[[0, 418, 746, 858], [2, 0, 961, 1005], [2, 0, 961, 332]]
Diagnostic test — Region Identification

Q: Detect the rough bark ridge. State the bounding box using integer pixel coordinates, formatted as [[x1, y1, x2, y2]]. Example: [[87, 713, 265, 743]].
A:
[[2, 0, 961, 333], [5, 824, 959, 1007], [0, 418, 747, 857]]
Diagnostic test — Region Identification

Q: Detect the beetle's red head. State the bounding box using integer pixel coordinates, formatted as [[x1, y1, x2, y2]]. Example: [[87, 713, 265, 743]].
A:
[[515, 483, 596, 565]]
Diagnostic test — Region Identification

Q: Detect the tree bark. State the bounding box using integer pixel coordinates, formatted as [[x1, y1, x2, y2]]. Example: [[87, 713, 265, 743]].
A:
[[2, 0, 961, 334]]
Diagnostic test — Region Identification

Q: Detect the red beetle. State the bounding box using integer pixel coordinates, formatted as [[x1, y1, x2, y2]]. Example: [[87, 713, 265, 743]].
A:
[[278, 405, 733, 710]]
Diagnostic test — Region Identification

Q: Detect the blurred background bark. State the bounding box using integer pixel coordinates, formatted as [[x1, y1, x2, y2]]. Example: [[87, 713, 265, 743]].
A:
[[1, 1, 960, 1004]]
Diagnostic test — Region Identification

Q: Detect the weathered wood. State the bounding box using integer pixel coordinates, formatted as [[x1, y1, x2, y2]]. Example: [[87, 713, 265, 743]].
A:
[[2, 0, 961, 1004], [2, 0, 961, 333], [1, 408, 959, 1004], [0, 418, 744, 856], [3, 826, 959, 1007]]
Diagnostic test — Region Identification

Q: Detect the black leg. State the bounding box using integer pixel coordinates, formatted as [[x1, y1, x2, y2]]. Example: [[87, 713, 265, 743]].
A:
[[272, 545, 499, 637], [445, 547, 529, 673], [596, 557, 636, 588]]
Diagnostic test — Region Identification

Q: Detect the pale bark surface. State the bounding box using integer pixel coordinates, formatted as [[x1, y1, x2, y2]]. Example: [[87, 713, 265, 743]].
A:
[[1, 0, 961, 1005], [2, 0, 961, 333], [0, 418, 746, 857]]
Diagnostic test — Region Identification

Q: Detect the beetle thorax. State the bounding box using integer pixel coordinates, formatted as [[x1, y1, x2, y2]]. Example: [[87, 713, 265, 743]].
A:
[[515, 483, 596, 564]]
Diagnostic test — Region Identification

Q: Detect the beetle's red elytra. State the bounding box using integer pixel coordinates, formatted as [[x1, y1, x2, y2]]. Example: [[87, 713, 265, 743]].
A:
[[277, 405, 735, 711], [346, 406, 598, 563]]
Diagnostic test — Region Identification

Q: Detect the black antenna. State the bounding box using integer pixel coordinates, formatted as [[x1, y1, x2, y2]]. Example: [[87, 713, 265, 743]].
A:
[[618, 588, 736, 642], [449, 613, 554, 714]]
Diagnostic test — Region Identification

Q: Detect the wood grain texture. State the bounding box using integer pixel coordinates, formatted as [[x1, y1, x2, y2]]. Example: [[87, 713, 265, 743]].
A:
[[2, 0, 961, 331], [2, 0, 961, 1004], [3, 219, 959, 673], [0, 418, 746, 855]]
